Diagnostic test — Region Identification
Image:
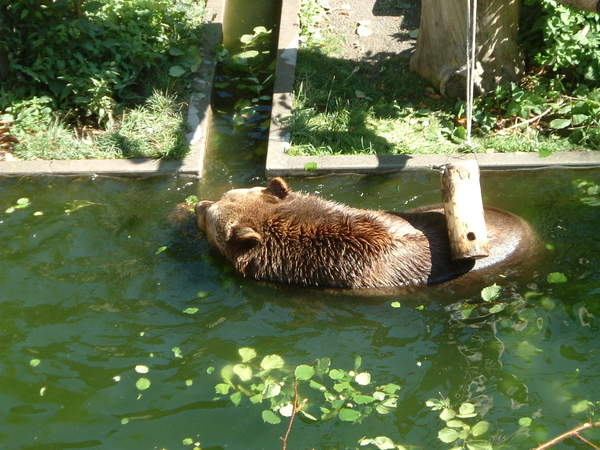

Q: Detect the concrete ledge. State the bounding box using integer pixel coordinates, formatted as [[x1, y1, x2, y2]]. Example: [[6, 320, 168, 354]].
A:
[[265, 0, 600, 177], [0, 0, 226, 178]]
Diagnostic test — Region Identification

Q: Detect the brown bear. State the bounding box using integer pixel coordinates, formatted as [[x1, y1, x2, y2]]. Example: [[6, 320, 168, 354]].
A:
[[188, 177, 537, 289]]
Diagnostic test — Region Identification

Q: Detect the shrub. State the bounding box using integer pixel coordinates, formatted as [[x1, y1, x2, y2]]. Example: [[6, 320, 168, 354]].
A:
[[522, 0, 600, 83], [0, 0, 205, 126]]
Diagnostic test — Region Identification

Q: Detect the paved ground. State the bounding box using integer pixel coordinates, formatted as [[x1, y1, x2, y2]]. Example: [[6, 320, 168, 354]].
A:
[[321, 0, 420, 61]]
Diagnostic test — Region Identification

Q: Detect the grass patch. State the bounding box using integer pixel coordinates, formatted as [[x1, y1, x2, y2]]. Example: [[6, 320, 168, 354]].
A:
[[0, 0, 205, 160], [289, 0, 599, 156], [6, 92, 188, 160]]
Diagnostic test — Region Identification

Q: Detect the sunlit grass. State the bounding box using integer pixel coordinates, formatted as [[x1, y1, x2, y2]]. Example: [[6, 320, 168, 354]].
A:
[[11, 92, 188, 160]]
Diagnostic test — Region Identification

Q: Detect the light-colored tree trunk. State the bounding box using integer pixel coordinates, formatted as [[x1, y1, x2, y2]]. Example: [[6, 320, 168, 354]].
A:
[[410, 0, 523, 98], [410, 0, 597, 98]]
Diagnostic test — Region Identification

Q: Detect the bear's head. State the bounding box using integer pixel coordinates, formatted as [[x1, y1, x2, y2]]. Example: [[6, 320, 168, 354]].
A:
[[195, 177, 291, 258]]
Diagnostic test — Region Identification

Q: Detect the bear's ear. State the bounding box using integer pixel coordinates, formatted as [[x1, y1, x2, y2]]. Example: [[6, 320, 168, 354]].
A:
[[229, 225, 262, 249], [266, 177, 290, 199]]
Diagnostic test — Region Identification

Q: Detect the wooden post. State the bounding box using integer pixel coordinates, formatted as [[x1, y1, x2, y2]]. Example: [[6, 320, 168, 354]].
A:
[[441, 160, 490, 260]]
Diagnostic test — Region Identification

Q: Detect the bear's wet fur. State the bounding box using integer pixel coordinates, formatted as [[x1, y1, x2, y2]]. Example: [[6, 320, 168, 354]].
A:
[[190, 178, 537, 289]]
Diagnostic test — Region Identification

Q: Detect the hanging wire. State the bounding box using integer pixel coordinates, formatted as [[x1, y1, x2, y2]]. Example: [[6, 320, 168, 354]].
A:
[[465, 0, 477, 145]]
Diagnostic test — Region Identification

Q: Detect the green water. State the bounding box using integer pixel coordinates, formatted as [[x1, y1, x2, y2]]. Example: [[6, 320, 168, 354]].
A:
[[2, 170, 600, 449], [2, 1, 600, 449]]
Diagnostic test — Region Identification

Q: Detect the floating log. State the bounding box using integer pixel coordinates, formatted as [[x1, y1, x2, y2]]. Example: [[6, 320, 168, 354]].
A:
[[441, 160, 490, 260]]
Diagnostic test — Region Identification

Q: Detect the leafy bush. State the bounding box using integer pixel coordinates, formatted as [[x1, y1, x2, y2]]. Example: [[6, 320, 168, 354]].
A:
[[0, 0, 204, 126], [522, 0, 600, 83], [464, 0, 600, 151]]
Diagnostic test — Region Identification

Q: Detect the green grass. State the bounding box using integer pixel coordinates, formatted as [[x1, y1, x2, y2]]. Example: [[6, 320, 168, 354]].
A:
[[290, 0, 595, 156], [289, 49, 579, 156], [9, 92, 189, 160], [0, 0, 205, 160]]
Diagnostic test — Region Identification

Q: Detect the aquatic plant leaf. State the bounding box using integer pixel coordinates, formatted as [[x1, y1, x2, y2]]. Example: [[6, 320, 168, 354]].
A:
[[446, 419, 465, 428], [136, 377, 151, 390], [380, 383, 401, 394], [238, 347, 257, 362], [358, 435, 396, 449], [262, 409, 281, 424], [309, 380, 326, 391], [355, 372, 371, 385], [135, 365, 149, 374], [481, 284, 501, 302], [279, 403, 293, 417], [328, 369, 345, 380], [440, 408, 456, 421], [518, 417, 532, 427], [262, 382, 281, 399], [466, 440, 493, 450], [471, 421, 490, 437], [547, 272, 568, 283], [260, 354, 284, 370], [457, 402, 477, 418], [230, 391, 242, 406], [339, 408, 361, 422], [438, 427, 459, 443], [294, 364, 315, 380], [353, 394, 374, 405], [354, 355, 362, 370], [233, 364, 253, 381]]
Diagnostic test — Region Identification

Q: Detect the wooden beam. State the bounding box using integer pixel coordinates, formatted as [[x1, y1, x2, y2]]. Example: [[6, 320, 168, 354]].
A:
[[441, 160, 490, 260]]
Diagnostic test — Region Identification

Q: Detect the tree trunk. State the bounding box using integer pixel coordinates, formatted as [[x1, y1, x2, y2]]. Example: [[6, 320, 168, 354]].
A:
[[410, 0, 523, 98], [556, 0, 599, 13]]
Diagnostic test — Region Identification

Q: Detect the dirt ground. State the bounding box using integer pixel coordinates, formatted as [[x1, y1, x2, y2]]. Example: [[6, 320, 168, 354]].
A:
[[320, 0, 420, 61]]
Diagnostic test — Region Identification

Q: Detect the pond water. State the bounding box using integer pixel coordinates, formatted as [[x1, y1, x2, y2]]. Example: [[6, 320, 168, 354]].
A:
[[2, 2, 600, 449]]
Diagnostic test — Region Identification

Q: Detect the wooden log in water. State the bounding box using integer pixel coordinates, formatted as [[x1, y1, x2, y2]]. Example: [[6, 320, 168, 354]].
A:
[[441, 160, 490, 260]]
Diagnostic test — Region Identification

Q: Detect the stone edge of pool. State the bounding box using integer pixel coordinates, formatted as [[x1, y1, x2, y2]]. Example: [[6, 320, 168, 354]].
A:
[[0, 0, 225, 178], [265, 0, 600, 177]]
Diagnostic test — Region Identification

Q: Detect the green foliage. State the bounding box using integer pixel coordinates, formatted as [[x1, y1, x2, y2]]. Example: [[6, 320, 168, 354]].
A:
[[212, 26, 274, 138], [291, 0, 600, 156], [426, 398, 492, 449], [4, 197, 31, 214], [7, 91, 188, 160], [474, 77, 600, 151], [0, 0, 204, 126], [522, 0, 600, 83], [358, 435, 406, 450], [213, 349, 400, 426]]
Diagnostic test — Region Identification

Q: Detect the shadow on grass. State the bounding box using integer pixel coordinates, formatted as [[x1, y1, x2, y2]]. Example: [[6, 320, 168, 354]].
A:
[[288, 48, 459, 156]]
